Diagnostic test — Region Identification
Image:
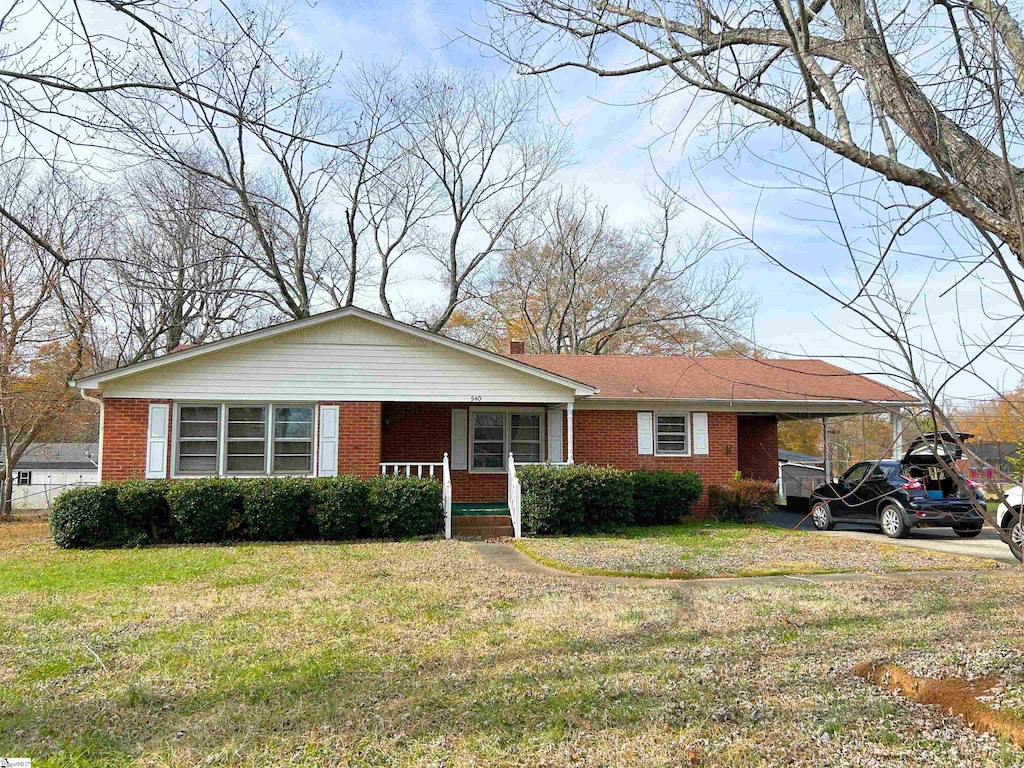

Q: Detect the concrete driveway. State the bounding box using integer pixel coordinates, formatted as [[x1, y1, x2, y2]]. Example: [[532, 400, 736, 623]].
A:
[[767, 508, 1020, 565]]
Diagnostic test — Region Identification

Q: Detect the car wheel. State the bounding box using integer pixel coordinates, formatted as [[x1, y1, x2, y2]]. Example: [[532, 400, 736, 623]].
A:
[[810, 500, 835, 531], [1008, 511, 1023, 563], [879, 504, 910, 539], [952, 525, 982, 538]]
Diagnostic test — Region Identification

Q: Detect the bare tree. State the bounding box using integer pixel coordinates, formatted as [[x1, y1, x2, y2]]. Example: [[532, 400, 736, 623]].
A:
[[393, 69, 574, 331], [104, 165, 261, 364], [0, 1, 361, 266], [109, 6, 351, 319], [463, 185, 755, 353], [0, 166, 108, 518], [480, 0, 1024, 279]]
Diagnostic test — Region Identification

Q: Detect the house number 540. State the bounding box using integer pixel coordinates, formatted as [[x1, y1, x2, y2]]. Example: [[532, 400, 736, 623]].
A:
[[470, 395, 482, 402]]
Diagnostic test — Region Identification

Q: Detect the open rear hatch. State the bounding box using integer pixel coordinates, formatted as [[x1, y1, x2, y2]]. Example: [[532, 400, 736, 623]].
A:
[[900, 432, 974, 500]]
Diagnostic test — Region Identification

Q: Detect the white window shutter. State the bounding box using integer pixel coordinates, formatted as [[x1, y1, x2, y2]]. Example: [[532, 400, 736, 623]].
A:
[[146, 404, 169, 479], [318, 405, 339, 477], [637, 412, 654, 455], [692, 412, 709, 455], [451, 409, 468, 470], [547, 410, 563, 463]]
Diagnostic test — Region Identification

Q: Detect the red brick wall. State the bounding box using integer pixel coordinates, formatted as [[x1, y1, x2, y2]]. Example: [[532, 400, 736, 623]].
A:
[[101, 398, 173, 481], [323, 401, 382, 479], [382, 403, 742, 511], [737, 415, 779, 481], [572, 410, 739, 516], [381, 402, 507, 502]]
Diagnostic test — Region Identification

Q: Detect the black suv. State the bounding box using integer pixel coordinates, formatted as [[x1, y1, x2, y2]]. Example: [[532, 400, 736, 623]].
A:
[[809, 432, 985, 539]]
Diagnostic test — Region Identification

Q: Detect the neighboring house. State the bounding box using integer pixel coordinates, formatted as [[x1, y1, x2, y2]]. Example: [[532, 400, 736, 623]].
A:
[[958, 441, 1022, 484], [72, 307, 917, 530], [777, 449, 826, 509], [1, 443, 99, 510]]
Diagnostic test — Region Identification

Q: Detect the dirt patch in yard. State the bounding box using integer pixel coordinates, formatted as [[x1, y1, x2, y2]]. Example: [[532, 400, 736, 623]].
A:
[[854, 662, 1024, 747]]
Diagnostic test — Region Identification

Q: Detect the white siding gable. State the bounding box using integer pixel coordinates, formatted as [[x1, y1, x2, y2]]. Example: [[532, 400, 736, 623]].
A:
[[101, 316, 576, 402]]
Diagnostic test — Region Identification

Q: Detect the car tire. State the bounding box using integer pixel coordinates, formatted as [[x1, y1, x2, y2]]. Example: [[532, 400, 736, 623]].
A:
[[952, 526, 982, 538], [879, 504, 910, 539], [1006, 509, 1023, 563], [810, 500, 835, 531]]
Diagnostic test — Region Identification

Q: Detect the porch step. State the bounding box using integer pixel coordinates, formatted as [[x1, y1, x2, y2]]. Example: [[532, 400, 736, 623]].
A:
[[452, 502, 511, 516], [451, 514, 514, 539]]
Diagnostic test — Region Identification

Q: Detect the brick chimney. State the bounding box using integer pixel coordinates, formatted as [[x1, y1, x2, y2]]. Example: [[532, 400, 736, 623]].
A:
[[508, 340, 526, 355]]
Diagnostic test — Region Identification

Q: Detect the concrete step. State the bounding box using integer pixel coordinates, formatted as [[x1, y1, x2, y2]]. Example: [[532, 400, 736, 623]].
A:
[[452, 515, 514, 539], [452, 515, 512, 527]]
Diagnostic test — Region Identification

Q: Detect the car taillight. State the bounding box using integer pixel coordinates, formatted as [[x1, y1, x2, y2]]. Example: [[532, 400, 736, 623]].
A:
[[900, 476, 923, 490]]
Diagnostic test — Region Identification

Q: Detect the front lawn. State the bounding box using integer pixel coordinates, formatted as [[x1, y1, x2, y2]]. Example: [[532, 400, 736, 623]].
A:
[[516, 522, 1001, 578], [1, 519, 1022, 767]]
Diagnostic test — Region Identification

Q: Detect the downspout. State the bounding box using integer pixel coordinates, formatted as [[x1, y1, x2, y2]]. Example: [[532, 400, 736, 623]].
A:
[[81, 389, 103, 480]]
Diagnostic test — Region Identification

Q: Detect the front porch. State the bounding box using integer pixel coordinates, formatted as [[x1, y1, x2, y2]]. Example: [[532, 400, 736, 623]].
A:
[[375, 400, 574, 539]]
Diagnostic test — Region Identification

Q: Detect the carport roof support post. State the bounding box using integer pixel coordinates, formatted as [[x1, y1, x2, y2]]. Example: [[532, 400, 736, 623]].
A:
[[891, 411, 903, 461], [822, 416, 831, 481]]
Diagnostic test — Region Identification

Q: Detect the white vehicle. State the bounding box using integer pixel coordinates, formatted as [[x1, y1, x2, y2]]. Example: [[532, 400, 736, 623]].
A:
[[995, 487, 1023, 562]]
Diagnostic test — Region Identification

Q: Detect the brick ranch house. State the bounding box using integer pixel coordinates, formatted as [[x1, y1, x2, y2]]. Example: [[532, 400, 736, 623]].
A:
[[73, 307, 917, 536]]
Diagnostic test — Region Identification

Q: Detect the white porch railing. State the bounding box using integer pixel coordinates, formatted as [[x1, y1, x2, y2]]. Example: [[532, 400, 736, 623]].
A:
[[442, 452, 452, 540], [380, 461, 444, 478], [507, 453, 523, 539]]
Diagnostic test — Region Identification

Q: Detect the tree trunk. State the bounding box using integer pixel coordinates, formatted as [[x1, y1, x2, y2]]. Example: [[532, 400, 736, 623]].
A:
[[1, 465, 13, 521]]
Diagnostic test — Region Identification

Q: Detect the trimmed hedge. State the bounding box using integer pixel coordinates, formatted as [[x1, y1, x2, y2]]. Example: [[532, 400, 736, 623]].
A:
[[51, 474, 444, 548], [631, 469, 703, 526], [166, 478, 244, 543], [241, 477, 311, 541], [519, 464, 704, 535], [310, 475, 369, 540], [50, 485, 146, 548], [116, 479, 171, 542], [366, 475, 444, 539]]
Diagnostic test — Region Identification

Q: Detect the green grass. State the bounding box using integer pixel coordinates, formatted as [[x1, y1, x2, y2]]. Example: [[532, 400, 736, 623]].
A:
[[0, 519, 1021, 767]]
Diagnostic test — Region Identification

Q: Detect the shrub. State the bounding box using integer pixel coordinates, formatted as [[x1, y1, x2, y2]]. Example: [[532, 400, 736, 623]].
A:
[[630, 469, 703, 525], [708, 477, 779, 523], [519, 464, 634, 535], [166, 478, 243, 543], [241, 478, 312, 541], [51, 485, 146, 548], [365, 475, 442, 539], [519, 464, 584, 535], [311, 475, 369, 540], [580, 466, 635, 531], [116, 479, 171, 542]]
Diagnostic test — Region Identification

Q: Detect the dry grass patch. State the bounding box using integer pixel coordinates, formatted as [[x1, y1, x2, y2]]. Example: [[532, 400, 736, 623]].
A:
[[1, 523, 1022, 766], [517, 522, 999, 578]]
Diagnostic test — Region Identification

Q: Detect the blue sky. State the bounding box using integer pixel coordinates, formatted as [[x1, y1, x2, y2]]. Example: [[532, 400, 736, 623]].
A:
[[286, 0, 1022, 402]]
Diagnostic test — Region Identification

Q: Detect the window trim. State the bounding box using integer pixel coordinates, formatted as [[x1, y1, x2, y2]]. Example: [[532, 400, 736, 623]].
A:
[[16, 470, 32, 486], [468, 407, 545, 474], [654, 411, 691, 457], [171, 401, 318, 479]]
